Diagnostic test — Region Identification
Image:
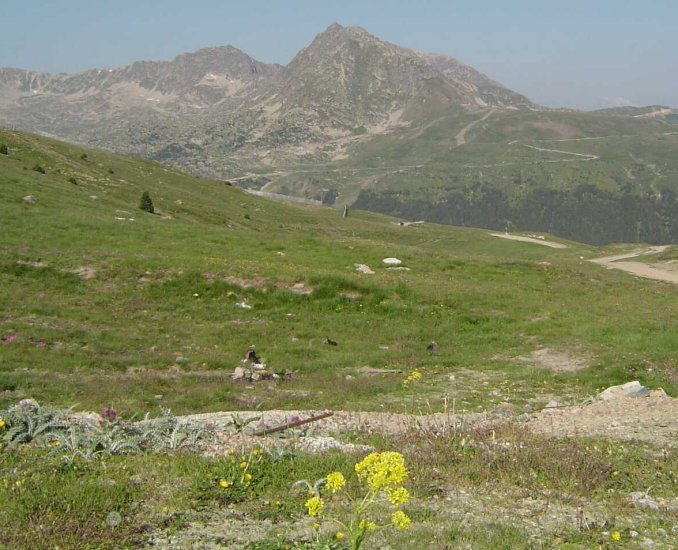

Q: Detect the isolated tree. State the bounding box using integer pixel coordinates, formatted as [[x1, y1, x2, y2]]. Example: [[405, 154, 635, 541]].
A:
[[139, 191, 154, 213]]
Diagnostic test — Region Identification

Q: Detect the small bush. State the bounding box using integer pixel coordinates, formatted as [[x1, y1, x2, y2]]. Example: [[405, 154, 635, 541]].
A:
[[68, 176, 77, 185], [0, 144, 8, 155], [107, 168, 114, 174], [79, 153, 88, 160], [32, 164, 46, 174], [139, 191, 154, 213]]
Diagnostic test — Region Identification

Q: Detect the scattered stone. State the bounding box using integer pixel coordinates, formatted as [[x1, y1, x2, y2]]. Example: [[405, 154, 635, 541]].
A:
[[1, 334, 18, 345], [630, 530, 639, 539], [656, 528, 667, 538], [345, 375, 355, 381], [598, 381, 650, 401], [386, 266, 411, 271], [295, 436, 372, 454], [354, 263, 375, 275], [150, 346, 158, 352], [235, 301, 252, 309], [630, 492, 660, 510], [288, 282, 312, 295], [22, 195, 37, 204], [544, 400, 566, 409], [382, 257, 402, 265], [154, 395, 163, 400], [490, 403, 514, 418], [359, 367, 403, 374], [232, 367, 247, 380]]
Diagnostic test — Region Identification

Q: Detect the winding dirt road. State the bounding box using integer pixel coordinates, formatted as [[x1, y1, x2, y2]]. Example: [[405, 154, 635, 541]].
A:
[[455, 108, 496, 146], [489, 233, 568, 248], [590, 246, 678, 284]]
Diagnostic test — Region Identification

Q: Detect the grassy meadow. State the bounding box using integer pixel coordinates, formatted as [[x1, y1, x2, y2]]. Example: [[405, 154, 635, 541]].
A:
[[1, 128, 677, 549]]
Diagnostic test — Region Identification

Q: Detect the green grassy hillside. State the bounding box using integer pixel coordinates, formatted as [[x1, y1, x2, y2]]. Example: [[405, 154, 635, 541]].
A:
[[1, 127, 677, 417], [2, 129, 678, 550], [251, 109, 678, 245]]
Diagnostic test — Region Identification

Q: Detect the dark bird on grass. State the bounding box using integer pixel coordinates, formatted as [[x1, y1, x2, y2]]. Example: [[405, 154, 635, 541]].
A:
[[323, 337, 338, 346], [426, 341, 438, 353], [245, 346, 262, 364]]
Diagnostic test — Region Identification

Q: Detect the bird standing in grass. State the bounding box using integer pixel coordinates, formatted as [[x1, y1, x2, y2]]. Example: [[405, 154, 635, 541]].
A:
[[426, 341, 438, 353]]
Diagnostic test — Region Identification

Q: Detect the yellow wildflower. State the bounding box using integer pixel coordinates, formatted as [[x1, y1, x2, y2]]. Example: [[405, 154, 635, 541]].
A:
[[240, 461, 247, 469], [359, 520, 377, 531], [325, 471, 346, 493], [0, 418, 5, 429], [611, 531, 621, 542], [219, 479, 232, 488], [244, 473, 252, 482], [386, 486, 410, 506], [335, 531, 344, 541], [304, 496, 324, 517], [312, 523, 320, 531], [355, 451, 409, 491], [2, 478, 8, 489], [391, 510, 411, 530]]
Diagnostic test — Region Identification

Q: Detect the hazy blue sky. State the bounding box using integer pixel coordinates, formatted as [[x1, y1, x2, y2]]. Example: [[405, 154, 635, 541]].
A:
[[1, 0, 676, 110]]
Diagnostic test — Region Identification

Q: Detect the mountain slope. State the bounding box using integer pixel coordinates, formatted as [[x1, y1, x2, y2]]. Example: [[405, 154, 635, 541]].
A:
[[0, 24, 531, 171], [2, 24, 677, 245]]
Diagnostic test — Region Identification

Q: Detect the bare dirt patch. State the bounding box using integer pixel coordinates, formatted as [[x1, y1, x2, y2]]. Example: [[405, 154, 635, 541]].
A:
[[517, 347, 590, 372], [66, 265, 97, 279], [525, 390, 678, 448], [489, 232, 568, 248]]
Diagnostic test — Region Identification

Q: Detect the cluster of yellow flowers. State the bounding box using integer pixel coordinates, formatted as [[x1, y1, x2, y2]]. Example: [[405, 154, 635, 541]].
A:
[[403, 369, 422, 387], [217, 446, 264, 491], [302, 451, 412, 549], [355, 451, 409, 492], [0, 417, 5, 430], [304, 495, 324, 517]]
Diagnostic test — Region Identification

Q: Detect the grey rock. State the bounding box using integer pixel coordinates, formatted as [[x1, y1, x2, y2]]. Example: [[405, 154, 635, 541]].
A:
[[598, 381, 650, 401], [544, 400, 565, 409], [22, 195, 37, 204]]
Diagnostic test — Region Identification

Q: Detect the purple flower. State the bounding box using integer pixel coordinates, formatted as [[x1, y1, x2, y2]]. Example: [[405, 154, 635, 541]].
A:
[[101, 407, 118, 422]]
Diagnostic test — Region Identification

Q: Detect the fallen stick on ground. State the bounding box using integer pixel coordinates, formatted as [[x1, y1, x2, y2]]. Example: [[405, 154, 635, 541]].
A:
[[253, 411, 334, 436]]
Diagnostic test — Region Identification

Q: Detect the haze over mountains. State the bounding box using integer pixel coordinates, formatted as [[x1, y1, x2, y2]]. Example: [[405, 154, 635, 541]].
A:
[[2, 23, 677, 244], [0, 24, 533, 167]]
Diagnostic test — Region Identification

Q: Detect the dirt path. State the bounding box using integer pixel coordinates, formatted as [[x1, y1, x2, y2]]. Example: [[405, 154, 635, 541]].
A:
[[455, 108, 495, 146], [181, 390, 678, 452], [489, 232, 568, 248], [590, 245, 678, 284], [525, 390, 678, 448], [521, 143, 599, 160]]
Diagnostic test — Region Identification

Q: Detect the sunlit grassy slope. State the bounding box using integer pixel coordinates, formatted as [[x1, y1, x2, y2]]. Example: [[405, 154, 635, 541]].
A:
[[1, 127, 677, 415]]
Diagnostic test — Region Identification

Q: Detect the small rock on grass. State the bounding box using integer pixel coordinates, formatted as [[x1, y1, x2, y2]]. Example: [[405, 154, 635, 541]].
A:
[[598, 381, 650, 401]]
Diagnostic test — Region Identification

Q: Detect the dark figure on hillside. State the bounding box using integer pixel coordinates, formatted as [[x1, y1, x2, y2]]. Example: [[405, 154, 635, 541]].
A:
[[323, 337, 338, 346], [426, 341, 438, 353], [245, 346, 262, 364]]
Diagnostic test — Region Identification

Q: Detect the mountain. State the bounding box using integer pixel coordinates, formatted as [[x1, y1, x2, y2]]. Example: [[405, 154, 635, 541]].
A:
[[2, 24, 677, 245], [0, 24, 531, 169]]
